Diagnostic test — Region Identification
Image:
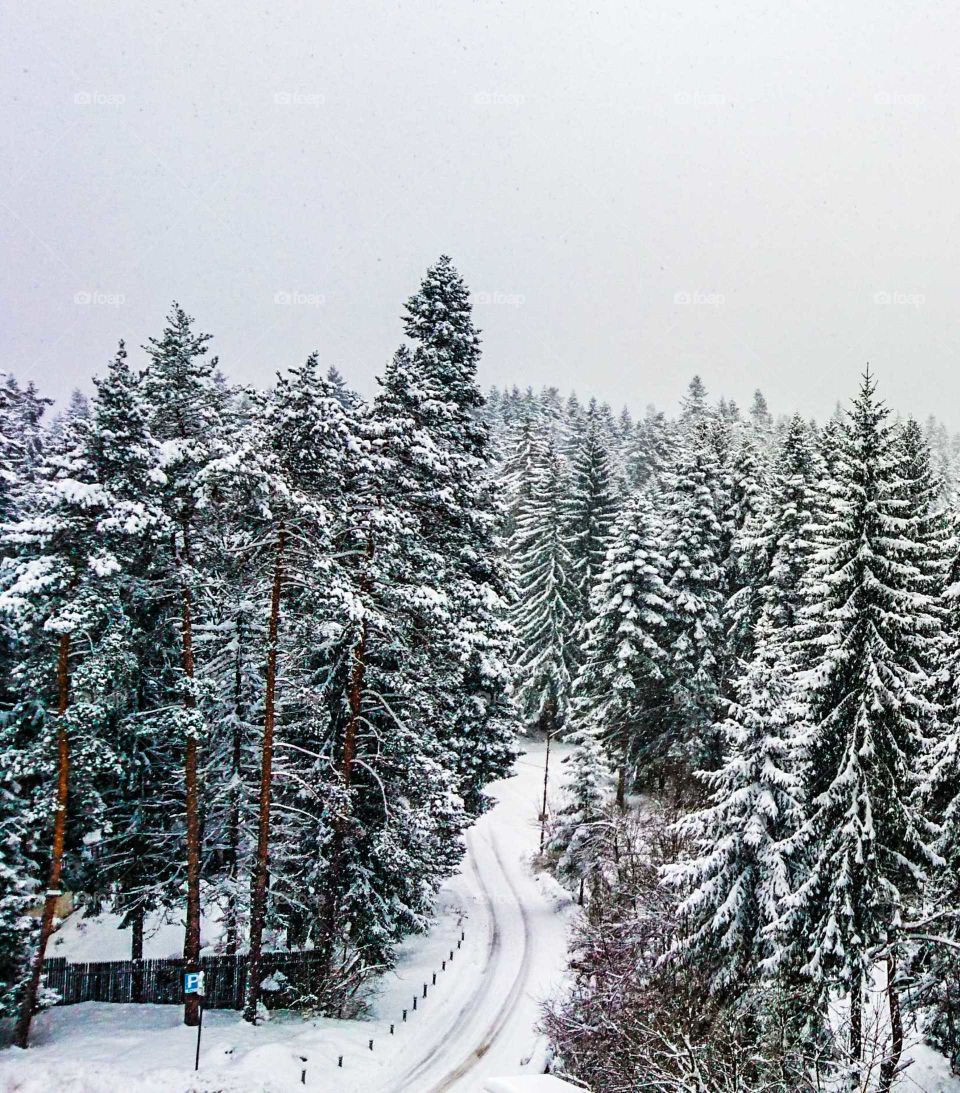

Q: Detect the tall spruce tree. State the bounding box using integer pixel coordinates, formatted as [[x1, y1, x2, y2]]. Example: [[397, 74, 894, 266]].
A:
[[550, 725, 610, 904], [394, 257, 515, 812], [570, 493, 673, 797], [566, 403, 621, 636], [510, 437, 577, 736], [141, 303, 225, 1027], [83, 343, 173, 964], [664, 602, 804, 997], [660, 413, 726, 770], [782, 374, 942, 1075]]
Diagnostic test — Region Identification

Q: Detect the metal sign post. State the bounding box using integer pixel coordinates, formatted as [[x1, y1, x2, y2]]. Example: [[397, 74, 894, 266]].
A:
[[184, 971, 206, 1071]]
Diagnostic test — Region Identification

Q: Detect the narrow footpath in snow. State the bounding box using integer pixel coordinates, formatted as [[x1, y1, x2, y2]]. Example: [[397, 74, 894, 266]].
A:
[[0, 744, 574, 1093]]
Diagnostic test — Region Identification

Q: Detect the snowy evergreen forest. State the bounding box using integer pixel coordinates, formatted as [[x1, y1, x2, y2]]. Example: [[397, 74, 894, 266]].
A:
[[491, 375, 960, 1089], [5, 256, 960, 1089], [0, 258, 516, 1047]]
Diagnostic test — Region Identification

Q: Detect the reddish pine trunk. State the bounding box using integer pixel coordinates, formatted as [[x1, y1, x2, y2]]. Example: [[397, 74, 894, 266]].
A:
[[244, 528, 286, 1023], [318, 531, 373, 975], [15, 633, 71, 1049], [343, 618, 367, 793], [317, 613, 368, 974], [224, 615, 245, 957], [178, 528, 203, 1028]]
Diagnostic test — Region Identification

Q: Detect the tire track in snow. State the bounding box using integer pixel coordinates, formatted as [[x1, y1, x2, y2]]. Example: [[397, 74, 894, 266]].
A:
[[425, 833, 534, 1093], [387, 830, 501, 1092]]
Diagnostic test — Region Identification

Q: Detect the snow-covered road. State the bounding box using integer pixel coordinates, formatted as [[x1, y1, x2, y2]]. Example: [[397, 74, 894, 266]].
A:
[[0, 745, 574, 1093], [385, 747, 570, 1092]]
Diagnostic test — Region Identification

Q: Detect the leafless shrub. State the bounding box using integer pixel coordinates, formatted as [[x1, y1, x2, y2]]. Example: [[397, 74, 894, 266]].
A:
[[543, 804, 837, 1091]]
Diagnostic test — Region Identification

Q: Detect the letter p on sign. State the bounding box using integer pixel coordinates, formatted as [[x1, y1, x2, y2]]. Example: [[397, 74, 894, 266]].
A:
[[184, 971, 205, 996]]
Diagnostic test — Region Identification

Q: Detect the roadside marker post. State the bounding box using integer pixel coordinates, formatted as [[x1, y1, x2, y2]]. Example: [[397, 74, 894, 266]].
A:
[[184, 971, 206, 1071]]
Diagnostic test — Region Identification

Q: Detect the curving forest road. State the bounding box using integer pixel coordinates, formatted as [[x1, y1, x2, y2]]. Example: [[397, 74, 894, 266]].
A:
[[383, 745, 570, 1093]]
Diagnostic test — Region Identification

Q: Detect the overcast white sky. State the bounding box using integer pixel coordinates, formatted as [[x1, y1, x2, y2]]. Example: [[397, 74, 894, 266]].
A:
[[3, 1, 960, 422]]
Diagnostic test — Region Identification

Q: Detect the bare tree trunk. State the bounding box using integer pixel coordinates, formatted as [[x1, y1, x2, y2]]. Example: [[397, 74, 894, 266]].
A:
[[317, 612, 368, 971], [178, 527, 203, 1028], [850, 965, 863, 1089], [343, 618, 367, 794], [224, 611, 245, 957], [878, 952, 903, 1093], [318, 529, 373, 979], [540, 717, 552, 853], [131, 904, 144, 961], [616, 762, 627, 812], [15, 633, 71, 1049], [244, 527, 286, 1023], [131, 902, 145, 1002]]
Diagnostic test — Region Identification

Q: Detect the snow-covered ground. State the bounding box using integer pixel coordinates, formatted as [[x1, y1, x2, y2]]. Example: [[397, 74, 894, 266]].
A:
[[0, 743, 575, 1093]]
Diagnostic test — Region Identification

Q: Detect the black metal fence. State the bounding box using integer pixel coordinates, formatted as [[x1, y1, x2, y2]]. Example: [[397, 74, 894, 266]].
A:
[[42, 950, 329, 1011]]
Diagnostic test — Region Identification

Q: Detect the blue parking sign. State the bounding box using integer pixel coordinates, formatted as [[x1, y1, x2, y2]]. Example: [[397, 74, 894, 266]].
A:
[[184, 971, 204, 996]]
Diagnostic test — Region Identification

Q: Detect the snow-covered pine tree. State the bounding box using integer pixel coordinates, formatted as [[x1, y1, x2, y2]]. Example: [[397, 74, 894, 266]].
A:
[[394, 257, 515, 812], [570, 493, 673, 798], [0, 375, 39, 1005], [749, 389, 774, 446], [565, 402, 621, 637], [660, 411, 727, 772], [624, 405, 671, 492], [724, 416, 814, 668], [0, 777, 32, 1018], [0, 401, 131, 1047], [306, 344, 466, 986], [680, 374, 709, 421], [81, 342, 175, 964], [663, 598, 804, 998], [510, 436, 578, 736], [209, 353, 342, 1022], [663, 412, 826, 999], [550, 725, 610, 904], [501, 414, 542, 541], [782, 373, 942, 1076], [141, 302, 226, 1027], [3, 378, 50, 495], [898, 417, 960, 1064]]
